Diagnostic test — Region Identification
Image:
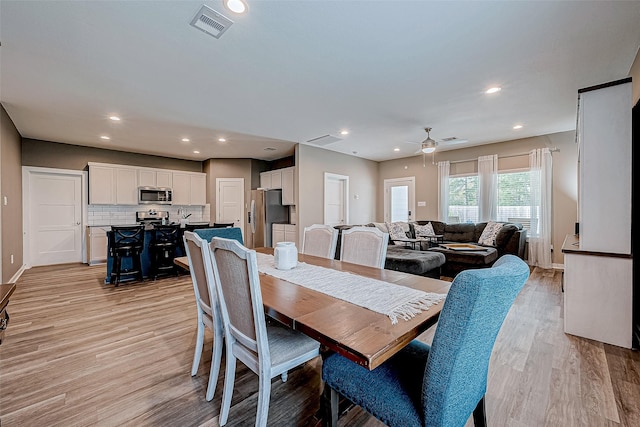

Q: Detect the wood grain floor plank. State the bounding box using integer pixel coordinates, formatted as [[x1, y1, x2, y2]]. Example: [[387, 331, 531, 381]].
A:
[[2, 263, 639, 426]]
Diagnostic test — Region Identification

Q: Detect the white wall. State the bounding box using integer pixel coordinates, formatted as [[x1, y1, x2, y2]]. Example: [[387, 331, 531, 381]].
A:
[[296, 144, 378, 246]]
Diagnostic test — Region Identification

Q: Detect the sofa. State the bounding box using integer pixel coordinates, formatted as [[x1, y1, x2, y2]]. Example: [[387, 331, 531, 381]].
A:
[[334, 220, 527, 279], [410, 220, 527, 277], [333, 225, 446, 278]]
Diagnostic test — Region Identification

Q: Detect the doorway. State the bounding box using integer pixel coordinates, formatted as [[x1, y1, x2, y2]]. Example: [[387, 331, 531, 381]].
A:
[[23, 167, 86, 267], [324, 173, 349, 226], [216, 178, 245, 237], [384, 177, 416, 223]]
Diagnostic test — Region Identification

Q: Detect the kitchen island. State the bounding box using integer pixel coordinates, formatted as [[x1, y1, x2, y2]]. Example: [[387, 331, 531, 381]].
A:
[[105, 223, 209, 284]]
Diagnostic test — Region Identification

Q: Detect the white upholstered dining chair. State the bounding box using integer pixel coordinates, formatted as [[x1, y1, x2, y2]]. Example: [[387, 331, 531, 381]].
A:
[[182, 231, 224, 402], [340, 226, 389, 269], [301, 224, 339, 259], [209, 237, 320, 427]]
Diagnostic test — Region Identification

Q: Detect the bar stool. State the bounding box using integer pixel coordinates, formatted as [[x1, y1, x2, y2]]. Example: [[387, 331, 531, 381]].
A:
[[109, 225, 145, 286], [150, 225, 179, 280]]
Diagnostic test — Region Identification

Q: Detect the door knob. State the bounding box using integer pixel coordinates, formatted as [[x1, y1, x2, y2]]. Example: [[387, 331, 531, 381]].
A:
[[76, 222, 81, 225]]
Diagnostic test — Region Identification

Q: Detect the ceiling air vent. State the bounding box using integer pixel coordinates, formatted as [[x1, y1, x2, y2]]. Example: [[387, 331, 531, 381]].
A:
[[190, 5, 233, 39], [306, 134, 343, 147]]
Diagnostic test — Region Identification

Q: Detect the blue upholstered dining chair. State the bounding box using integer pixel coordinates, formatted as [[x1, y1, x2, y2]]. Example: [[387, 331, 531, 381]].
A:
[[321, 254, 530, 427]]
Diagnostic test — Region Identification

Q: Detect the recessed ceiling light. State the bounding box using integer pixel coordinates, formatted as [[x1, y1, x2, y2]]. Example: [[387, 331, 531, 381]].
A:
[[340, 130, 349, 135], [224, 0, 248, 14], [485, 87, 501, 94], [394, 148, 400, 152], [513, 124, 523, 130], [218, 138, 226, 142], [182, 138, 190, 142], [109, 115, 121, 121], [100, 135, 110, 140], [193, 150, 200, 154]]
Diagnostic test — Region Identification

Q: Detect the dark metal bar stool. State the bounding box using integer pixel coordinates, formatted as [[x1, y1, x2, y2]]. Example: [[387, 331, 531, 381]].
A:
[[109, 225, 145, 286], [150, 225, 179, 280]]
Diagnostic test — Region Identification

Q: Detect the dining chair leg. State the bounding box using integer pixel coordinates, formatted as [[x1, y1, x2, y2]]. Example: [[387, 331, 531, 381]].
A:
[[205, 327, 224, 401], [473, 395, 487, 427], [219, 350, 236, 426], [321, 383, 339, 427], [191, 320, 205, 376], [255, 372, 272, 427]]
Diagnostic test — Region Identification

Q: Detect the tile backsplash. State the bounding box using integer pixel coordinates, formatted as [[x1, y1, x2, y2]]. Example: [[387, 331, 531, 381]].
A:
[[87, 204, 210, 226]]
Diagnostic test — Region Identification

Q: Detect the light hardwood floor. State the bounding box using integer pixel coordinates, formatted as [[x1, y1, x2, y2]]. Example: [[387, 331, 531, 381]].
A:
[[0, 264, 638, 426]]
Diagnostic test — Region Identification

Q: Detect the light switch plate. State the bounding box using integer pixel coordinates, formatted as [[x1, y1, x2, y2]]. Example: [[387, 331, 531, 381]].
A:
[[417, 201, 426, 207]]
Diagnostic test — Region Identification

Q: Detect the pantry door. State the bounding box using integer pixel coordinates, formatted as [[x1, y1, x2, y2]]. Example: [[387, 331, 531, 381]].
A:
[[24, 168, 85, 266]]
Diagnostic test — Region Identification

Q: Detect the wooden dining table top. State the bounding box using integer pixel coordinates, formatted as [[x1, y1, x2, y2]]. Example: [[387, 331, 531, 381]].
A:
[[175, 247, 450, 370]]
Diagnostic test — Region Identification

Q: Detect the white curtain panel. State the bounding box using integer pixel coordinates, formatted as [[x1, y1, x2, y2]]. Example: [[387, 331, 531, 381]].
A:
[[478, 155, 498, 222], [528, 148, 552, 268], [437, 161, 450, 222]]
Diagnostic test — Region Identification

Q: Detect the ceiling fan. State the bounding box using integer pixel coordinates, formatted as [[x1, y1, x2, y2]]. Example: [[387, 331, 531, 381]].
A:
[[406, 127, 469, 155]]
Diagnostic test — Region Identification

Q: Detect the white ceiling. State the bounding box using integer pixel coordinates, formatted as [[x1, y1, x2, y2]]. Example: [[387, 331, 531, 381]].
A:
[[1, 1, 639, 162]]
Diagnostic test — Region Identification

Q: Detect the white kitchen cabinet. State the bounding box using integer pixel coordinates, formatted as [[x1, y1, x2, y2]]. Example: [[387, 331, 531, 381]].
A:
[[271, 170, 282, 189], [272, 224, 285, 247], [562, 235, 633, 348], [281, 167, 295, 205], [86, 226, 110, 265], [172, 172, 207, 206], [260, 170, 283, 190], [115, 167, 138, 205], [260, 171, 272, 189], [139, 169, 173, 188], [284, 224, 297, 244], [272, 224, 297, 248], [88, 164, 115, 204]]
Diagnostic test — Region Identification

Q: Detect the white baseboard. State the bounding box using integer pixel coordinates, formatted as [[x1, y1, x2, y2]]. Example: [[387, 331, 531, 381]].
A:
[[8, 264, 27, 284]]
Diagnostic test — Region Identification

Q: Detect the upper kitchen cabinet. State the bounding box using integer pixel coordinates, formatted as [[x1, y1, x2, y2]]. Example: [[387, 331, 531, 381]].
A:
[[138, 168, 172, 188], [88, 164, 115, 204], [259, 169, 282, 189], [115, 167, 138, 205], [172, 172, 207, 206], [281, 167, 295, 205], [88, 163, 138, 205]]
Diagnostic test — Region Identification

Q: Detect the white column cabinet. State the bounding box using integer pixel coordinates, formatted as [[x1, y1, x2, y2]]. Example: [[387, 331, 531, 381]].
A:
[[281, 167, 295, 205], [272, 224, 285, 247]]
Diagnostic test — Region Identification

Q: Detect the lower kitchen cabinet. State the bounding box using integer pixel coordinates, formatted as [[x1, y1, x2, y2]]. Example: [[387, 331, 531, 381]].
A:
[[87, 226, 110, 265], [272, 224, 297, 247]]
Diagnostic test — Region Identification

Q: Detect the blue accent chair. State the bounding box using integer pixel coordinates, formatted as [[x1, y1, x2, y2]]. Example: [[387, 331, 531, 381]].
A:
[[321, 254, 530, 427], [194, 227, 243, 245]]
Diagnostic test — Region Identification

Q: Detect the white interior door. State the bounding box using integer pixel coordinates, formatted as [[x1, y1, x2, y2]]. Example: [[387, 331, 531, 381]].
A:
[[28, 170, 83, 266], [324, 173, 349, 226], [216, 178, 245, 237], [384, 177, 416, 222]]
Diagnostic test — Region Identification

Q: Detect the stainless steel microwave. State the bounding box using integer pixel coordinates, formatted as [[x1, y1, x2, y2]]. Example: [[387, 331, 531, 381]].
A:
[[138, 187, 172, 205]]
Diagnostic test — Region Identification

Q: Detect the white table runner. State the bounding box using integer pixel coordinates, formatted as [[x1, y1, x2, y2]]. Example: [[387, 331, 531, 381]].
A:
[[256, 253, 446, 324]]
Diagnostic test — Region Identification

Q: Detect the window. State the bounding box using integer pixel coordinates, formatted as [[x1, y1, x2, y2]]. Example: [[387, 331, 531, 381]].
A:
[[497, 171, 536, 235], [447, 175, 478, 223]]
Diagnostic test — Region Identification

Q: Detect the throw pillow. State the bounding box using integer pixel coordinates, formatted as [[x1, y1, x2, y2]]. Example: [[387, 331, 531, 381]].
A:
[[414, 222, 436, 237], [478, 221, 504, 246], [385, 222, 409, 245]]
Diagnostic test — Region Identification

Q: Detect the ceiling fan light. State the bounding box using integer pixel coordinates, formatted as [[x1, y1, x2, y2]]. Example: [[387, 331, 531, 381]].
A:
[[422, 146, 436, 154]]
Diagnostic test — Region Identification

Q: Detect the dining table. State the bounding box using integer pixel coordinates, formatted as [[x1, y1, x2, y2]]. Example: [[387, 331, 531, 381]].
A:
[[174, 247, 450, 371]]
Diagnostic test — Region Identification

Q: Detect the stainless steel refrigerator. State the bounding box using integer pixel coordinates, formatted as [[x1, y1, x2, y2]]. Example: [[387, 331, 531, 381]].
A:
[[245, 189, 289, 249]]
